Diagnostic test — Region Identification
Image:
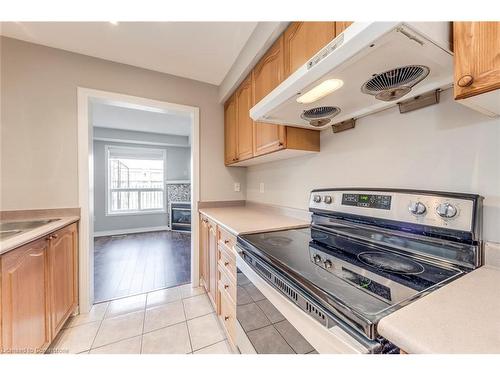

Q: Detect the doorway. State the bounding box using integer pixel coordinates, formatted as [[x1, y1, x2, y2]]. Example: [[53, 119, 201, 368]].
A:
[[77, 88, 200, 313]]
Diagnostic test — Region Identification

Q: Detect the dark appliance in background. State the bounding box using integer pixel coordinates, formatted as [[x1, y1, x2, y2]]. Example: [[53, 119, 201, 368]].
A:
[[170, 202, 191, 232]]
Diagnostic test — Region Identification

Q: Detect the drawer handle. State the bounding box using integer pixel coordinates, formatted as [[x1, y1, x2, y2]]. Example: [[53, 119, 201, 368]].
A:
[[224, 315, 230, 321], [224, 239, 230, 244], [224, 261, 229, 266], [457, 75, 474, 87], [224, 284, 229, 290]]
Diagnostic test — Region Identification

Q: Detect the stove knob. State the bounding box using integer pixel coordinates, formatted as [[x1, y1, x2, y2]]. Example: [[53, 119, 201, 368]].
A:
[[313, 194, 322, 203], [323, 195, 333, 204], [323, 259, 333, 269], [436, 203, 457, 218], [408, 201, 426, 215], [313, 254, 322, 263]]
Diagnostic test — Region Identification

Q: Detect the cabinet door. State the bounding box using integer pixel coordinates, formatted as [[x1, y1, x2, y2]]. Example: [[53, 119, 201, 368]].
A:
[[199, 215, 209, 289], [335, 22, 353, 35], [454, 22, 500, 100], [235, 75, 254, 162], [283, 22, 337, 78], [252, 35, 287, 156], [1, 238, 50, 353], [224, 95, 238, 165], [48, 223, 78, 337], [207, 221, 218, 308]]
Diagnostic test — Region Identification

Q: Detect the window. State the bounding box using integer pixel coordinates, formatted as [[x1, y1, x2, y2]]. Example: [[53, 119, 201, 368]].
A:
[[106, 145, 166, 215]]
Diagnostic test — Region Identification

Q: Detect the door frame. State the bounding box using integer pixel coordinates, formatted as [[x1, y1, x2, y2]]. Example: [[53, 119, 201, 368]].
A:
[[77, 87, 200, 313]]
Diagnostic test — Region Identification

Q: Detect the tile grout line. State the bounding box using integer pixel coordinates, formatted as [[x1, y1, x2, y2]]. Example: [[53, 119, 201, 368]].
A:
[[88, 301, 111, 352], [140, 301, 146, 354], [182, 295, 195, 354]]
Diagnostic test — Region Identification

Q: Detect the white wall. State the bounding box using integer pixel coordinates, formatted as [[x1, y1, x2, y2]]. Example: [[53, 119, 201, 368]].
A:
[[0, 36, 245, 211], [246, 90, 500, 242]]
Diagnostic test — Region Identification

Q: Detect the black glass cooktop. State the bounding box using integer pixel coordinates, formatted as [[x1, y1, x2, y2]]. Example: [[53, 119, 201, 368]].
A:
[[238, 227, 462, 321]]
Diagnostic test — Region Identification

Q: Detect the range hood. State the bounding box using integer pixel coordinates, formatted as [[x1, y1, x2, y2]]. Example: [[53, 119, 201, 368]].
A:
[[250, 22, 454, 130]]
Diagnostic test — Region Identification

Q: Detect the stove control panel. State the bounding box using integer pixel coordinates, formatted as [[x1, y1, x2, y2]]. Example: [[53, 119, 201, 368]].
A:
[[342, 193, 391, 210], [309, 189, 478, 233]]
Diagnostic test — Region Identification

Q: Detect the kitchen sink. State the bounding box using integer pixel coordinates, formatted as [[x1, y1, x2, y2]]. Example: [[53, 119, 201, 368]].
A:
[[0, 229, 23, 240], [0, 219, 61, 241]]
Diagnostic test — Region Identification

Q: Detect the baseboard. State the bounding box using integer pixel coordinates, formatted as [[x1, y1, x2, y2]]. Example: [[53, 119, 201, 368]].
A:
[[93, 225, 170, 237]]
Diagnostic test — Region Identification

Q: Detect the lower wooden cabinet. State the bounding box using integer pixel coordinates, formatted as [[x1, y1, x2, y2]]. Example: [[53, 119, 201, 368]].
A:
[[198, 214, 238, 347], [48, 224, 78, 337], [207, 219, 218, 307], [1, 238, 50, 353], [0, 222, 78, 354], [199, 215, 210, 289]]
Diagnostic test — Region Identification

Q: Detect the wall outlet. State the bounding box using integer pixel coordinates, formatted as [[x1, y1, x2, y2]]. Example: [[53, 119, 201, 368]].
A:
[[259, 182, 265, 193], [234, 182, 241, 192]]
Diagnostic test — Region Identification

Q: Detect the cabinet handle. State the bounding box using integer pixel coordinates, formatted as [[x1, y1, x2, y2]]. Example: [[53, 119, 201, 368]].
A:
[[47, 234, 58, 240], [457, 75, 474, 88], [279, 142, 284, 147], [224, 239, 230, 244], [224, 284, 229, 289], [224, 261, 229, 266], [224, 315, 230, 321]]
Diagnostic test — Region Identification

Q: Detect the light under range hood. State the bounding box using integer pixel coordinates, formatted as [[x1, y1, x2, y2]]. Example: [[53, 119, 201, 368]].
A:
[[250, 22, 454, 130]]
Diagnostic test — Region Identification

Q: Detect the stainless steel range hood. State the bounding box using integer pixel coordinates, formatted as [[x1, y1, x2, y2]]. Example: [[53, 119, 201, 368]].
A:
[[250, 22, 454, 130]]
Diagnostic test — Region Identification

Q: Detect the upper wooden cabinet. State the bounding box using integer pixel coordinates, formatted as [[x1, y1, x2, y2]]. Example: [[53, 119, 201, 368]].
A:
[[454, 22, 500, 100], [253, 36, 285, 103], [283, 22, 337, 78], [48, 223, 78, 337], [335, 22, 353, 35], [235, 75, 254, 162], [1, 238, 50, 353], [224, 95, 237, 165], [223, 21, 358, 166], [252, 35, 287, 156]]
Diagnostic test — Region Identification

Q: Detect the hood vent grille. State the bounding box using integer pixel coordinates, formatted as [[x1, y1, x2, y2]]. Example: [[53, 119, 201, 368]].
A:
[[361, 65, 430, 102], [301, 106, 341, 127]]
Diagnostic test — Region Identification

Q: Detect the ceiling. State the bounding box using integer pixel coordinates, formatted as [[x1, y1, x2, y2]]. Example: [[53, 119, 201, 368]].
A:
[[91, 102, 192, 136], [0, 22, 258, 85]]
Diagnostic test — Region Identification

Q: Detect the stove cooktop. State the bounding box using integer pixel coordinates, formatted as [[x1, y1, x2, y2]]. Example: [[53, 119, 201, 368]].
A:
[[238, 226, 463, 337]]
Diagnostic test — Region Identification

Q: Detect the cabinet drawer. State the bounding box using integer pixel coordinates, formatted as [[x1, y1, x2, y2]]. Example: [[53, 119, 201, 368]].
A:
[[218, 265, 236, 304], [218, 244, 236, 279], [219, 290, 236, 344], [217, 226, 236, 250]]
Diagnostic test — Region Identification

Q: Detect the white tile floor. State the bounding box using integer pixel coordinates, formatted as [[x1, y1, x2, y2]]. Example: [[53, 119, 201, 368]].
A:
[[48, 283, 234, 354]]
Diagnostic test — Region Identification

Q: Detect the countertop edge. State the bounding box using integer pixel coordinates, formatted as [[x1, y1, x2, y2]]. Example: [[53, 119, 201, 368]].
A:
[[0, 216, 80, 255]]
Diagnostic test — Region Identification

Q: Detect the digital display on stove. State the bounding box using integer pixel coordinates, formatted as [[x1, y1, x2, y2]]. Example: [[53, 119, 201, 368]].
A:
[[342, 193, 391, 210], [342, 267, 392, 302]]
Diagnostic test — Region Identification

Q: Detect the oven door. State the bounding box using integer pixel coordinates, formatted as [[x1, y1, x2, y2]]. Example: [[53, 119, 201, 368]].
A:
[[235, 245, 373, 354]]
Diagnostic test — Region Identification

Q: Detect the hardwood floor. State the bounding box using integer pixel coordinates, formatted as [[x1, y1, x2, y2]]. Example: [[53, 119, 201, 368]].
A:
[[94, 231, 191, 303]]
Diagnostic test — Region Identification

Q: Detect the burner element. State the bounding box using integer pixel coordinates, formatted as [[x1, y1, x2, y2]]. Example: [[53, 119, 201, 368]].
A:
[[357, 251, 425, 275], [263, 236, 293, 247]]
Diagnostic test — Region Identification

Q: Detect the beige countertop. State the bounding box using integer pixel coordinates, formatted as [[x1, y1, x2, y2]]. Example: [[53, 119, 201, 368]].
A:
[[0, 216, 80, 255], [198, 204, 310, 235], [378, 264, 500, 353]]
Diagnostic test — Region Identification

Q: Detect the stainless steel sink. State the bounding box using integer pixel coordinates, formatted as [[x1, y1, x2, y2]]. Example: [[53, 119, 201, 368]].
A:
[[0, 219, 61, 241], [0, 229, 23, 240]]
